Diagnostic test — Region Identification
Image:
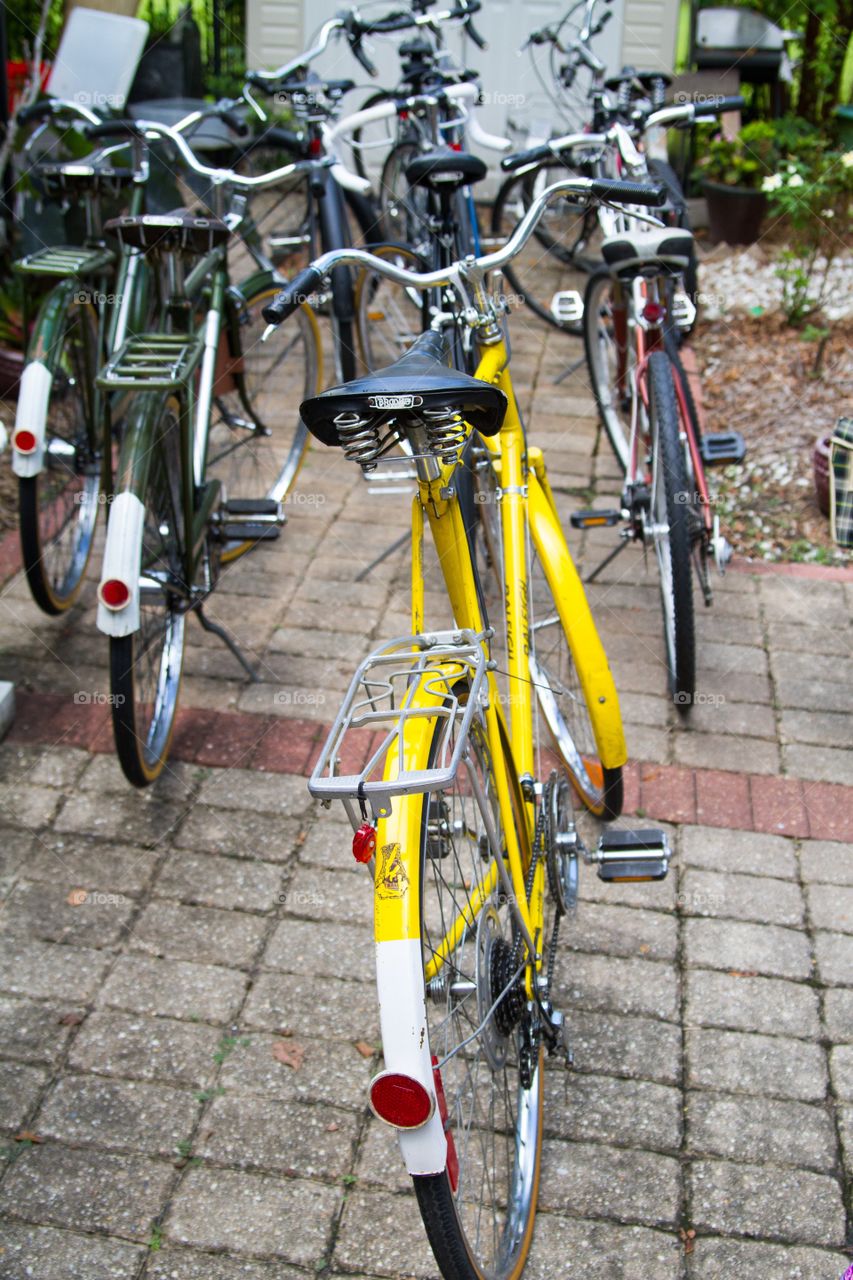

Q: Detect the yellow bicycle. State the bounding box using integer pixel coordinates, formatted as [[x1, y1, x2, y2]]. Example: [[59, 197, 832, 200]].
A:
[[264, 169, 671, 1280]]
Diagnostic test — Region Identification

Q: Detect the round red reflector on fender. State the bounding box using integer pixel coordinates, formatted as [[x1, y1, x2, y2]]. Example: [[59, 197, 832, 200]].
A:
[[14, 430, 37, 454], [369, 1072, 433, 1129], [99, 579, 131, 610], [642, 301, 664, 324]]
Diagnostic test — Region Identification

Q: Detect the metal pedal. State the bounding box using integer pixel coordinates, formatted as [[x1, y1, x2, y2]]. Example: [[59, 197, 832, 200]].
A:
[[218, 523, 281, 541], [592, 828, 671, 882], [671, 290, 697, 330], [699, 432, 746, 467], [570, 508, 622, 529], [550, 290, 584, 326]]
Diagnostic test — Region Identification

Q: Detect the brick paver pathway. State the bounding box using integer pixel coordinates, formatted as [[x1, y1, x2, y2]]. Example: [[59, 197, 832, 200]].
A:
[[0, 302, 851, 1279]]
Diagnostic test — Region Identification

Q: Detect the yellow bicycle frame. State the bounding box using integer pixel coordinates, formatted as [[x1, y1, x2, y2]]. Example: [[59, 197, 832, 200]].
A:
[[374, 332, 626, 994]]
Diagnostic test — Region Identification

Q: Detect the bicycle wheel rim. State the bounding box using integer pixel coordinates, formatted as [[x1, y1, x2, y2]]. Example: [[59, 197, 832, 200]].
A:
[[583, 271, 633, 472], [417, 716, 542, 1279]]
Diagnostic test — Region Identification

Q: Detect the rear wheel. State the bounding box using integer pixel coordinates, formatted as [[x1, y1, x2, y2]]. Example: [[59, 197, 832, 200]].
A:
[[18, 298, 101, 614], [110, 396, 186, 786], [414, 715, 543, 1280], [647, 351, 695, 709], [354, 243, 428, 370]]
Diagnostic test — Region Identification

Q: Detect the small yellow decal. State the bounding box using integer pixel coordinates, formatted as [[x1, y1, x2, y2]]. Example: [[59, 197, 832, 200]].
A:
[[377, 843, 409, 900]]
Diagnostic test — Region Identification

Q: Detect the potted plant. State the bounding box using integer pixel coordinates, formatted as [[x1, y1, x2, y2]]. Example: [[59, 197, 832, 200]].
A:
[[693, 120, 778, 245]]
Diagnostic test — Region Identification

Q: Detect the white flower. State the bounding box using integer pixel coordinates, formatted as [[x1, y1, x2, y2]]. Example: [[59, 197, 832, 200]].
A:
[[787, 172, 804, 187], [762, 173, 783, 192], [822, 208, 835, 217], [842, 151, 853, 168]]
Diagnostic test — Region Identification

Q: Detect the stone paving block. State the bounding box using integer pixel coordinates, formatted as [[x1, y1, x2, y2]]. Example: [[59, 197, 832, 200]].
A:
[[543, 1069, 682, 1151], [0, 938, 109, 1003], [688, 1236, 853, 1279], [830, 1044, 853, 1101], [0, 1144, 173, 1240], [688, 1158, 846, 1246], [2, 878, 134, 947], [684, 917, 812, 981], [78, 752, 197, 801], [555, 952, 678, 1021], [783, 743, 853, 786], [775, 675, 853, 714], [779, 707, 852, 747], [539, 1138, 680, 1225], [570, 1009, 682, 1084], [766, 618, 852, 656], [685, 968, 821, 1038], [565, 902, 677, 962], [0, 824, 33, 884], [0, 1220, 145, 1280], [806, 883, 853, 935], [0, 995, 82, 1065], [686, 698, 777, 740], [674, 731, 780, 775], [165, 1166, 340, 1266], [99, 954, 247, 1024], [173, 806, 303, 862], [53, 790, 187, 847], [263, 917, 373, 983], [800, 840, 853, 887], [0, 782, 62, 829], [22, 835, 159, 894], [218, 1032, 373, 1111], [0, 1060, 48, 1131], [129, 901, 267, 968], [814, 931, 853, 986], [579, 862, 677, 910], [199, 1092, 357, 1179], [37, 1073, 199, 1156], [686, 1089, 837, 1171], [243, 972, 378, 1042], [680, 825, 797, 879], [154, 848, 284, 913], [147, 1250, 307, 1279], [525, 1214, 681, 1280], [353, 1115, 412, 1193], [196, 769, 313, 816], [823, 988, 853, 1043], [333, 1187, 444, 1279], [680, 867, 803, 928], [68, 1010, 222, 1088], [686, 1028, 827, 1102], [7, 745, 91, 789], [278, 864, 373, 928]]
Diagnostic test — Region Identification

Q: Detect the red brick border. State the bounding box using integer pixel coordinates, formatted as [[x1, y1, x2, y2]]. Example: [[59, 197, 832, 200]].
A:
[[6, 691, 851, 841], [728, 556, 853, 582]]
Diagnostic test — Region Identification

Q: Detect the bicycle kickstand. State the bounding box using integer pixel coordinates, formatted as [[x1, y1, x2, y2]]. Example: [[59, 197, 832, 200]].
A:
[[584, 530, 632, 584], [196, 606, 261, 682]]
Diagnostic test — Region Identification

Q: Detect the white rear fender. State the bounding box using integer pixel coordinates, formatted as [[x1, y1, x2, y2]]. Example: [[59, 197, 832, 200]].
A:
[[375, 937, 447, 1175], [97, 491, 145, 637], [12, 362, 52, 477]]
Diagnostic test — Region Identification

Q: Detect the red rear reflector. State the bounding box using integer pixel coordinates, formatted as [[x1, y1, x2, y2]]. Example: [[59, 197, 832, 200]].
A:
[[308, 136, 323, 158], [13, 429, 37, 454], [352, 822, 376, 864], [643, 301, 664, 324], [369, 1072, 433, 1129], [99, 579, 131, 610]]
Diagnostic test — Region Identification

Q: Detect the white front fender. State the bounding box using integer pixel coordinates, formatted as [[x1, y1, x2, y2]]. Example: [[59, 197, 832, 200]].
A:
[[12, 362, 52, 477], [96, 492, 144, 637]]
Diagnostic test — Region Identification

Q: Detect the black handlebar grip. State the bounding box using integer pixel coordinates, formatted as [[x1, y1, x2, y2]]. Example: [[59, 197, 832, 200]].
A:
[[85, 119, 147, 141], [590, 178, 667, 207], [704, 95, 745, 114], [352, 40, 378, 77], [245, 70, 274, 92], [263, 265, 324, 325], [500, 142, 553, 171], [221, 109, 249, 137], [16, 100, 57, 126], [465, 17, 487, 49]]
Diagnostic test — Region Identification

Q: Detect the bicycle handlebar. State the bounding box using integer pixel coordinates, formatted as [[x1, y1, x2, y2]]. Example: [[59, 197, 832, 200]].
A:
[[262, 175, 666, 327], [16, 96, 102, 128]]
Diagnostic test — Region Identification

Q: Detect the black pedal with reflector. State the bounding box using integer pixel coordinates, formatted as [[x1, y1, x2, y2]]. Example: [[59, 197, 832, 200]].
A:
[[699, 432, 746, 466], [570, 508, 622, 529], [595, 828, 671, 882]]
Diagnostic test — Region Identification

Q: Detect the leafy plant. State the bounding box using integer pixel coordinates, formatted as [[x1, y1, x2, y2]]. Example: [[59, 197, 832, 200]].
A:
[[693, 121, 779, 189], [762, 150, 853, 323]]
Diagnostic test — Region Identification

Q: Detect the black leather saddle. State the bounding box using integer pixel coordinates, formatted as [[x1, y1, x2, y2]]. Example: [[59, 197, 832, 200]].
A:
[[300, 330, 507, 446], [405, 149, 487, 193], [104, 209, 231, 255]]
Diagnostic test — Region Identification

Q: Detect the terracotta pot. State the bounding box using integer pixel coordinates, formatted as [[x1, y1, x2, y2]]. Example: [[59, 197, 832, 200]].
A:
[[0, 346, 25, 399], [702, 179, 767, 246], [813, 433, 832, 517]]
